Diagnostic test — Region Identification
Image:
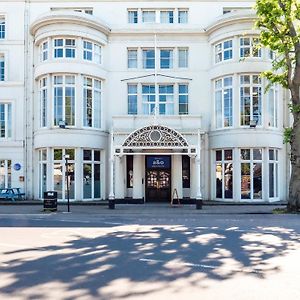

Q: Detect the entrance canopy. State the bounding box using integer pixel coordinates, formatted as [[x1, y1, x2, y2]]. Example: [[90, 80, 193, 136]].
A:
[[114, 125, 197, 156]]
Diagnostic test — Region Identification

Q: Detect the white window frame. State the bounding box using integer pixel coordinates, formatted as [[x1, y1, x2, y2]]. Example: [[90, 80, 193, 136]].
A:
[[40, 77, 48, 128], [178, 84, 189, 115], [178, 9, 188, 23], [215, 76, 233, 128], [160, 10, 174, 23], [142, 48, 155, 69], [128, 84, 138, 115], [83, 77, 101, 128], [240, 37, 261, 58], [240, 74, 262, 126], [128, 10, 138, 23], [142, 10, 156, 23], [158, 84, 174, 115], [0, 54, 5, 81], [178, 48, 189, 68], [0, 102, 12, 139], [215, 39, 233, 63], [268, 149, 279, 199], [53, 38, 76, 59], [127, 48, 138, 68], [40, 41, 49, 62], [0, 159, 11, 188], [268, 84, 278, 128], [0, 17, 5, 39], [160, 49, 173, 69], [83, 40, 101, 64], [83, 149, 102, 200], [53, 75, 76, 126], [215, 149, 234, 200], [240, 148, 263, 201]]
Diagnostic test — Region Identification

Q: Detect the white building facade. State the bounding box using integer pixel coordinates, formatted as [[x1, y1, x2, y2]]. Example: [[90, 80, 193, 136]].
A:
[[0, 0, 289, 203]]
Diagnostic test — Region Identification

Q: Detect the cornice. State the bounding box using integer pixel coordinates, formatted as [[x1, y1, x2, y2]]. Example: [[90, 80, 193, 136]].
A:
[[30, 11, 111, 36], [206, 10, 257, 35]]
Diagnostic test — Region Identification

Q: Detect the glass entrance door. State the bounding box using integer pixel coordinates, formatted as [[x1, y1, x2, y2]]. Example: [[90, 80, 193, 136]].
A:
[[146, 170, 171, 202]]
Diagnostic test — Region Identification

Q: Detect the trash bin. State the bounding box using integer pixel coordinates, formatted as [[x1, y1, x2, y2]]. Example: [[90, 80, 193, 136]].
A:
[[196, 199, 203, 210], [108, 199, 115, 209], [44, 191, 58, 212]]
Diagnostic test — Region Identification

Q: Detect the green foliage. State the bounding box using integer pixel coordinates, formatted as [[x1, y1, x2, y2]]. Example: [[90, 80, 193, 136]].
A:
[[255, 0, 300, 88], [288, 103, 300, 113], [283, 127, 293, 144]]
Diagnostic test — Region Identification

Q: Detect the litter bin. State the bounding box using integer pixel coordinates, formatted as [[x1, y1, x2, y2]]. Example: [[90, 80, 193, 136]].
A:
[[108, 199, 115, 209], [196, 199, 203, 210], [44, 191, 58, 212]]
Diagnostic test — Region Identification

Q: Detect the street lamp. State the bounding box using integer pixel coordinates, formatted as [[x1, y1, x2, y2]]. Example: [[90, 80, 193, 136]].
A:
[[64, 154, 70, 212]]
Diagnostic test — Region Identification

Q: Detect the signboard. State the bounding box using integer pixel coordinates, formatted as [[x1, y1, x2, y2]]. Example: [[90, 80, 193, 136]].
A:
[[147, 156, 170, 169], [43, 191, 58, 212], [14, 163, 21, 171]]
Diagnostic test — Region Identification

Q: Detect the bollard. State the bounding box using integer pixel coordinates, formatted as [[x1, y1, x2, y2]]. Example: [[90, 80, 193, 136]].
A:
[[108, 199, 115, 209], [196, 199, 203, 210]]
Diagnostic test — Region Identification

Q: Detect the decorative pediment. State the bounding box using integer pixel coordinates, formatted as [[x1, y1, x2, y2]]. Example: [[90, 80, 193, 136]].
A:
[[122, 125, 189, 148]]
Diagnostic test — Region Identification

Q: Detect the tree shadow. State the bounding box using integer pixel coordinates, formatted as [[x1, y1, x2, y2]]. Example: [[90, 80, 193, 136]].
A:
[[0, 223, 299, 299]]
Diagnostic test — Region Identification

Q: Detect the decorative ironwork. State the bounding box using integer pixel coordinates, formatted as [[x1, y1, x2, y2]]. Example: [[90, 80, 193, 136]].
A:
[[122, 125, 189, 148]]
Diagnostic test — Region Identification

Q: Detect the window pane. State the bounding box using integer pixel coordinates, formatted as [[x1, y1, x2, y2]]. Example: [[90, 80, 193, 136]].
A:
[[83, 149, 92, 161], [241, 163, 250, 199], [216, 163, 222, 198], [253, 163, 262, 199]]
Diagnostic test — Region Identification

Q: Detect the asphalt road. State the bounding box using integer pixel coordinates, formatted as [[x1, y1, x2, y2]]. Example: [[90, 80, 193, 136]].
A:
[[0, 207, 299, 300]]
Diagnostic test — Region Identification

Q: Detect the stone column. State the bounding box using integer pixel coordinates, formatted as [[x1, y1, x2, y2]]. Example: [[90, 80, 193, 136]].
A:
[[133, 155, 143, 200], [196, 131, 203, 208]]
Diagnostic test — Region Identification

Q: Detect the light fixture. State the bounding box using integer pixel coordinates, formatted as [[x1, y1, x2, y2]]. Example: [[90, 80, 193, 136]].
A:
[[58, 120, 66, 129], [249, 120, 257, 128]]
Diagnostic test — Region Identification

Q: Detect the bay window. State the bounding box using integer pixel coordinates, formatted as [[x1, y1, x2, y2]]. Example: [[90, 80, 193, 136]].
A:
[[53, 75, 75, 126], [215, 76, 233, 128], [215, 149, 233, 199], [83, 77, 101, 128], [269, 149, 279, 199], [215, 40, 233, 63], [268, 85, 278, 127], [240, 75, 262, 126], [241, 148, 263, 200], [83, 40, 101, 64], [54, 38, 76, 58], [240, 37, 261, 58], [40, 77, 48, 127]]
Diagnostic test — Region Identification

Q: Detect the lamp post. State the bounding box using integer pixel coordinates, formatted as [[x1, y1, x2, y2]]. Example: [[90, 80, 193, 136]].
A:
[[64, 154, 70, 212]]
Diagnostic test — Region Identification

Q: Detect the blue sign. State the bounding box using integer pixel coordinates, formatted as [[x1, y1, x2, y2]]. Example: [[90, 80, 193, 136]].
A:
[[147, 156, 170, 169], [13, 163, 21, 171]]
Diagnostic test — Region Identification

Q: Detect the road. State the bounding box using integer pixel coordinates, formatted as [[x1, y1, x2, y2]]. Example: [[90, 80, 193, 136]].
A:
[[0, 205, 299, 300]]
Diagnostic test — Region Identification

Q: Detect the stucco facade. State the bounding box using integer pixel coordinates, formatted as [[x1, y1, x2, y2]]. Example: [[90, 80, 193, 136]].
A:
[[0, 0, 289, 203]]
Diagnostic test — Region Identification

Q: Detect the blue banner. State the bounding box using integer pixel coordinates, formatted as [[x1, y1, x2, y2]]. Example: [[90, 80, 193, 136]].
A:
[[147, 156, 170, 169]]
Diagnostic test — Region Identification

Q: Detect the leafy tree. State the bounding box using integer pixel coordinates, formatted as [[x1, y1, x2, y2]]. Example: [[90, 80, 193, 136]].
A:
[[255, 0, 300, 211]]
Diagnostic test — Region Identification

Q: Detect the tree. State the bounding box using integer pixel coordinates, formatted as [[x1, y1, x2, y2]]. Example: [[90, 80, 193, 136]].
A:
[[255, 0, 300, 211]]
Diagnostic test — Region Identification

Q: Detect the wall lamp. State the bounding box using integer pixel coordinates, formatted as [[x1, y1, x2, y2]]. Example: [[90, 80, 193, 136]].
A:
[[58, 120, 66, 129], [249, 120, 257, 128]]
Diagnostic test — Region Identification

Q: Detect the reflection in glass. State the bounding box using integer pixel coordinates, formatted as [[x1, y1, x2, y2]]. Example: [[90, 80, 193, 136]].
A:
[[67, 163, 75, 199], [241, 163, 250, 199], [54, 163, 62, 199], [83, 163, 92, 198], [94, 164, 101, 198], [253, 163, 262, 199], [224, 163, 233, 198], [216, 163, 222, 198]]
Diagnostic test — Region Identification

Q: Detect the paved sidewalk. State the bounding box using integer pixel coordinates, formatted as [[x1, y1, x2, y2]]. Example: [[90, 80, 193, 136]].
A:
[[0, 202, 287, 215]]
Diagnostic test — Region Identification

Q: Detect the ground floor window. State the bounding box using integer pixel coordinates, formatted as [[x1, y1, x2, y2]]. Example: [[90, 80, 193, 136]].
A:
[[269, 149, 279, 198], [215, 149, 233, 199], [214, 148, 279, 201], [182, 155, 190, 188], [0, 159, 11, 188], [240, 148, 262, 200], [83, 149, 101, 199], [38, 148, 102, 200]]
